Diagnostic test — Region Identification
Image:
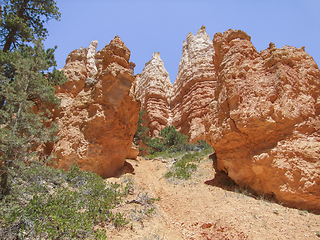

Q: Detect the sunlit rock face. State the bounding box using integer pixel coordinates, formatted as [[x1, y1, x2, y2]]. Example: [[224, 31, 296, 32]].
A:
[[133, 52, 173, 137], [135, 27, 320, 213], [206, 29, 320, 213], [171, 26, 216, 141], [53, 36, 140, 178], [135, 26, 216, 141]]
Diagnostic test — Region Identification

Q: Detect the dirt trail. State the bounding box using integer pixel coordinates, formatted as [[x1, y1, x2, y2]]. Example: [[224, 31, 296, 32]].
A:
[[105, 156, 320, 239]]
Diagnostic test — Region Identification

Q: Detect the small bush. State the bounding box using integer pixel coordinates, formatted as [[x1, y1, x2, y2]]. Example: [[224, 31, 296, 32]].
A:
[[133, 110, 149, 145], [0, 164, 130, 239], [163, 141, 214, 180], [145, 125, 188, 154], [164, 155, 198, 180]]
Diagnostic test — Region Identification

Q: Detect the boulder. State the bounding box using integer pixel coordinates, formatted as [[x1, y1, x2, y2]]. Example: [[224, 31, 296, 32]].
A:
[[206, 29, 320, 212]]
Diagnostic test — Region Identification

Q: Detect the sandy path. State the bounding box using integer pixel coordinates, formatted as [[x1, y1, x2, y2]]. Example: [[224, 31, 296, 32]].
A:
[[105, 156, 320, 239]]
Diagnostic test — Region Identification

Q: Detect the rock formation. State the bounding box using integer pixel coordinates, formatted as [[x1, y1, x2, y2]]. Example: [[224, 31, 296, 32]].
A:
[[135, 26, 216, 141], [206, 29, 320, 213], [171, 26, 216, 140], [135, 27, 320, 212], [51, 26, 320, 212], [53, 36, 140, 178], [133, 52, 172, 137]]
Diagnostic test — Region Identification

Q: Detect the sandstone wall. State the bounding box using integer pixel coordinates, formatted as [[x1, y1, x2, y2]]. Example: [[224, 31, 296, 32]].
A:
[[135, 27, 320, 212], [53, 36, 140, 178], [171, 26, 216, 141], [133, 52, 172, 137], [207, 29, 320, 212], [134, 26, 216, 141]]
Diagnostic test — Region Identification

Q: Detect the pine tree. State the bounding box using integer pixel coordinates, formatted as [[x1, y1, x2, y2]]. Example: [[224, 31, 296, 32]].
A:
[[0, 0, 67, 196], [0, 0, 61, 52]]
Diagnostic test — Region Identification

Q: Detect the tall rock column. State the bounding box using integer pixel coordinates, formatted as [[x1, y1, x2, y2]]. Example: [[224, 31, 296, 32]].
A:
[[53, 37, 140, 178], [207, 29, 320, 212], [86, 40, 98, 79], [135, 26, 216, 141], [171, 26, 216, 141], [134, 52, 173, 137]]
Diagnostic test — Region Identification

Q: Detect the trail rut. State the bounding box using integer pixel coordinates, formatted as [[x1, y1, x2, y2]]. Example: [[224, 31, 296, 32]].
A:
[[105, 156, 320, 239]]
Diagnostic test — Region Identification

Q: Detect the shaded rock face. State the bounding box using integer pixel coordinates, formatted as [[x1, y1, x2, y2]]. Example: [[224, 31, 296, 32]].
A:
[[206, 29, 320, 213], [53, 36, 140, 178], [135, 26, 216, 141]]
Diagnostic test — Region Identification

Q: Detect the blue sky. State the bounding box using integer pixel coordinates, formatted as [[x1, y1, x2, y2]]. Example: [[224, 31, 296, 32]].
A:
[[44, 0, 320, 84]]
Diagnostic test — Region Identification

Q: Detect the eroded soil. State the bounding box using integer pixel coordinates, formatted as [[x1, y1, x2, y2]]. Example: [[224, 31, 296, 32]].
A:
[[105, 156, 320, 239]]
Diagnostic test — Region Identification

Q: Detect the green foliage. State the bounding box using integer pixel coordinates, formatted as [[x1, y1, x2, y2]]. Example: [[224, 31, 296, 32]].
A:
[[145, 125, 188, 154], [158, 125, 188, 149], [164, 160, 197, 180], [128, 192, 160, 223], [0, 40, 68, 195], [0, 164, 130, 239], [164, 153, 200, 180], [0, 0, 61, 52], [0, 0, 68, 196], [142, 125, 214, 181], [134, 110, 149, 144], [162, 141, 214, 180]]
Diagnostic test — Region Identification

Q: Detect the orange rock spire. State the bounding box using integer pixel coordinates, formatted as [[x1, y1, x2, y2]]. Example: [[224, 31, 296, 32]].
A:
[[52, 37, 140, 178]]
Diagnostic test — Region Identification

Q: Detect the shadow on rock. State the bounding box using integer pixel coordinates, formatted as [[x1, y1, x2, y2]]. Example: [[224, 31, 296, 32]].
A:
[[205, 153, 282, 205], [113, 160, 135, 178], [204, 153, 238, 191]]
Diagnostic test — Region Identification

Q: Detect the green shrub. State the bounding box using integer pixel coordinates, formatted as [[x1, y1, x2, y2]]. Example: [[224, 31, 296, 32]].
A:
[[133, 110, 149, 145], [145, 125, 188, 154], [0, 164, 130, 239], [158, 125, 188, 149], [164, 156, 198, 180], [163, 141, 214, 180]]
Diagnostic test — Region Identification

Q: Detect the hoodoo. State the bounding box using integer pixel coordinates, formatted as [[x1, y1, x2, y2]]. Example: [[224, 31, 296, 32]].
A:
[[53, 36, 140, 178], [207, 29, 320, 212], [133, 52, 173, 137], [135, 26, 216, 142], [135, 27, 320, 213]]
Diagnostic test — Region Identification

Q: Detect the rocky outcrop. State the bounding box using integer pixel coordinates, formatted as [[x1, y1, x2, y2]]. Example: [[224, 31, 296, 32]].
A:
[[135, 27, 320, 212], [171, 26, 216, 140], [53, 36, 140, 178], [206, 29, 320, 212], [133, 52, 172, 137], [135, 26, 216, 141]]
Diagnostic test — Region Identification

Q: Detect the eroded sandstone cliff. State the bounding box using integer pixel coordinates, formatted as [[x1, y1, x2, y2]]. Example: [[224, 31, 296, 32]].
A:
[[135, 27, 320, 212], [133, 52, 172, 137], [206, 29, 320, 212], [52, 26, 320, 212], [53, 36, 140, 178], [135, 26, 216, 141], [171, 26, 216, 140]]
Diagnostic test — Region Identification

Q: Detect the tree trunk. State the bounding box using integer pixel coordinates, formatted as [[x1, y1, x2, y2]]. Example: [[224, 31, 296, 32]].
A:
[[2, 0, 30, 52], [0, 164, 9, 196]]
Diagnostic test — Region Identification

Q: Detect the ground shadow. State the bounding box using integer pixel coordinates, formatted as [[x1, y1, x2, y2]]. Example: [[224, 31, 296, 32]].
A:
[[204, 154, 300, 211], [113, 160, 136, 178], [204, 153, 239, 192]]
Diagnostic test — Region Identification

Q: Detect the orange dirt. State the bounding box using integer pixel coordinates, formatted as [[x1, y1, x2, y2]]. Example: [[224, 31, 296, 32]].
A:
[[105, 156, 320, 239]]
